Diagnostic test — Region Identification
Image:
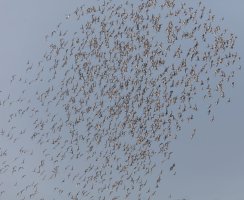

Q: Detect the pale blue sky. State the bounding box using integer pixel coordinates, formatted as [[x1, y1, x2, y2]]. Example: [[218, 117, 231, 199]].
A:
[[159, 1, 244, 199], [0, 0, 243, 200]]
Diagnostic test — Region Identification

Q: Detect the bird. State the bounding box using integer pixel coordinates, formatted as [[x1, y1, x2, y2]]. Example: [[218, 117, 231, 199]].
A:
[[0, 0, 241, 199]]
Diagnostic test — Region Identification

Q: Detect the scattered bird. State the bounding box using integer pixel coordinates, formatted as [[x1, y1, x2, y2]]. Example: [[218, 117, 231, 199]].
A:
[[0, 0, 241, 199]]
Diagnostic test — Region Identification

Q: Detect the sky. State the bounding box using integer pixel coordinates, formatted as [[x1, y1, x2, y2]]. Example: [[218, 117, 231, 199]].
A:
[[0, 0, 243, 200], [160, 1, 244, 200]]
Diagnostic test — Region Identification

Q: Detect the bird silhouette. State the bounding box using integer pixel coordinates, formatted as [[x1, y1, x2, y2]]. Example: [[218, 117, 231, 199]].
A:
[[0, 0, 241, 199]]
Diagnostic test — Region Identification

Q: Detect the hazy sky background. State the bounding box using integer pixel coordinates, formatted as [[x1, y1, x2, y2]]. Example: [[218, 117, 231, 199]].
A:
[[160, 1, 244, 200], [0, 0, 243, 200]]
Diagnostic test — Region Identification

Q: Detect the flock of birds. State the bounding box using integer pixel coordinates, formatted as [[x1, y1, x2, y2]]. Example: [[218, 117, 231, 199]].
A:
[[0, 0, 241, 199]]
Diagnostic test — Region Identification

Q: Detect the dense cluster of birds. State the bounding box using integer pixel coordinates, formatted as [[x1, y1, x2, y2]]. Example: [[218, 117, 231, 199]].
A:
[[0, 0, 241, 199]]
